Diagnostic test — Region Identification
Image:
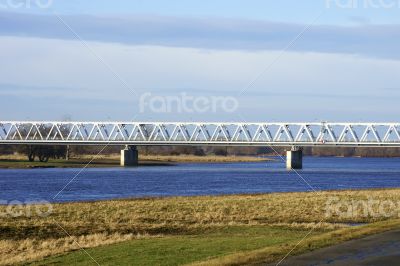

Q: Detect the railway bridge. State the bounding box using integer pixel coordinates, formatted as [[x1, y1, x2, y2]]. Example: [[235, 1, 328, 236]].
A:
[[2, 121, 400, 169]]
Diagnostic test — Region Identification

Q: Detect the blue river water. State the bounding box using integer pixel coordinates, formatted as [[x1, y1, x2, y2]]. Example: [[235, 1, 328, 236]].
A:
[[1, 157, 400, 203]]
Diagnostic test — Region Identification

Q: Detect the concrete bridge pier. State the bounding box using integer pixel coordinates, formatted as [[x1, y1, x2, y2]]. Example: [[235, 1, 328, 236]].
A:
[[120, 145, 138, 167], [286, 146, 303, 170]]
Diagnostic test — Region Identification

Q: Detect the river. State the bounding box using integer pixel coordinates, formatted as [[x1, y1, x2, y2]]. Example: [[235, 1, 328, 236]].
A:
[[1, 157, 400, 203]]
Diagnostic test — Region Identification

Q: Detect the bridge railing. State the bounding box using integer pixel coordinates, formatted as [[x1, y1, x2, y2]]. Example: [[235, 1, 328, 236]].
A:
[[1, 122, 400, 146]]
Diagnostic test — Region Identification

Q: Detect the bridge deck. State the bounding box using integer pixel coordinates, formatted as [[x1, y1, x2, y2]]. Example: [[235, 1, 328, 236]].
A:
[[1, 121, 400, 147]]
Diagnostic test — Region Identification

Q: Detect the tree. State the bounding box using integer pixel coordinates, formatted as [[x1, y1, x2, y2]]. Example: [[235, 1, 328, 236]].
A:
[[22, 145, 67, 162], [193, 148, 205, 156], [214, 147, 228, 156]]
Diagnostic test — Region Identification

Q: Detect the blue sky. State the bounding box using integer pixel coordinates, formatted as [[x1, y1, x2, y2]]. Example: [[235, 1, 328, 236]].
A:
[[1, 0, 400, 121], [18, 0, 400, 24]]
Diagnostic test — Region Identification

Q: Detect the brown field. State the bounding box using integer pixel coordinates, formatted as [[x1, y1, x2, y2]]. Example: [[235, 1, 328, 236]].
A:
[[76, 154, 271, 163], [0, 154, 271, 169], [1, 189, 400, 265]]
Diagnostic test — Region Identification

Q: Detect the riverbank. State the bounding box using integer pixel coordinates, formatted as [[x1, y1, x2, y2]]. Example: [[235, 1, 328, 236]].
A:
[[0, 154, 272, 169], [1, 188, 399, 265]]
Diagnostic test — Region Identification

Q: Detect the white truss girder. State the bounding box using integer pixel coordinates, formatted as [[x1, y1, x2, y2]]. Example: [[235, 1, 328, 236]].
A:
[[1, 122, 400, 146]]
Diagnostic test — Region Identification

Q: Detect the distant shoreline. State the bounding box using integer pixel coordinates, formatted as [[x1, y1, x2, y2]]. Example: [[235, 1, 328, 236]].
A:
[[0, 154, 273, 169]]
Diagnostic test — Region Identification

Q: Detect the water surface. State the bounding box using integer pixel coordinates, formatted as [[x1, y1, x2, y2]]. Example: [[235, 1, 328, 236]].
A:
[[1, 157, 400, 203]]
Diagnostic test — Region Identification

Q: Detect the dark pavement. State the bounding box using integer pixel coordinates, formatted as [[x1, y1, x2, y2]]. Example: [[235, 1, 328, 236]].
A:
[[269, 229, 400, 266]]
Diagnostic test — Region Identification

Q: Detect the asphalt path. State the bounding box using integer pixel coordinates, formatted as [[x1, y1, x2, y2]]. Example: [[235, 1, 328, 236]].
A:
[[269, 229, 400, 266]]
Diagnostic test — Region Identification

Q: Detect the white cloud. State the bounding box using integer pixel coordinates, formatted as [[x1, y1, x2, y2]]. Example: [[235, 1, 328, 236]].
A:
[[1, 12, 400, 59], [1, 36, 400, 120]]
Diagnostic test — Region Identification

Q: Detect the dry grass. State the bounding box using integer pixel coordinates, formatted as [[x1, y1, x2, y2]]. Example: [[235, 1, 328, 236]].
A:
[[8, 153, 270, 163], [1, 189, 400, 265], [0, 154, 269, 169], [73, 154, 270, 163], [139, 154, 270, 163], [0, 154, 27, 160], [0, 233, 153, 265]]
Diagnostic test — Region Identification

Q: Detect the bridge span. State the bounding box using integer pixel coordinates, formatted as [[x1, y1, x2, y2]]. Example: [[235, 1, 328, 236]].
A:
[[1, 121, 400, 169]]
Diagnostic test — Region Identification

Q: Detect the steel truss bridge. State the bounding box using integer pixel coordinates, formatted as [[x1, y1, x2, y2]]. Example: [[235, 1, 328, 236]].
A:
[[1, 121, 400, 147]]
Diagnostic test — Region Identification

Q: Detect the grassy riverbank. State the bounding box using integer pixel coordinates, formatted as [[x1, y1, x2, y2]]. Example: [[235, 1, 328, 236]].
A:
[[1, 189, 400, 265], [0, 154, 271, 169]]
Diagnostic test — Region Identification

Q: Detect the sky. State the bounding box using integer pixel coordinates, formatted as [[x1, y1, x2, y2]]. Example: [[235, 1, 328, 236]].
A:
[[1, 0, 400, 121]]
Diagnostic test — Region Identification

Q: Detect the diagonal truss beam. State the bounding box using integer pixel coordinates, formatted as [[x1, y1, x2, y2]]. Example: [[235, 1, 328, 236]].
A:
[[1, 122, 400, 146]]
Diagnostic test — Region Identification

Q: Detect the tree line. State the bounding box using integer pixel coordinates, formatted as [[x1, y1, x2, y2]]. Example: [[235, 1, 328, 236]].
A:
[[2, 145, 400, 161]]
